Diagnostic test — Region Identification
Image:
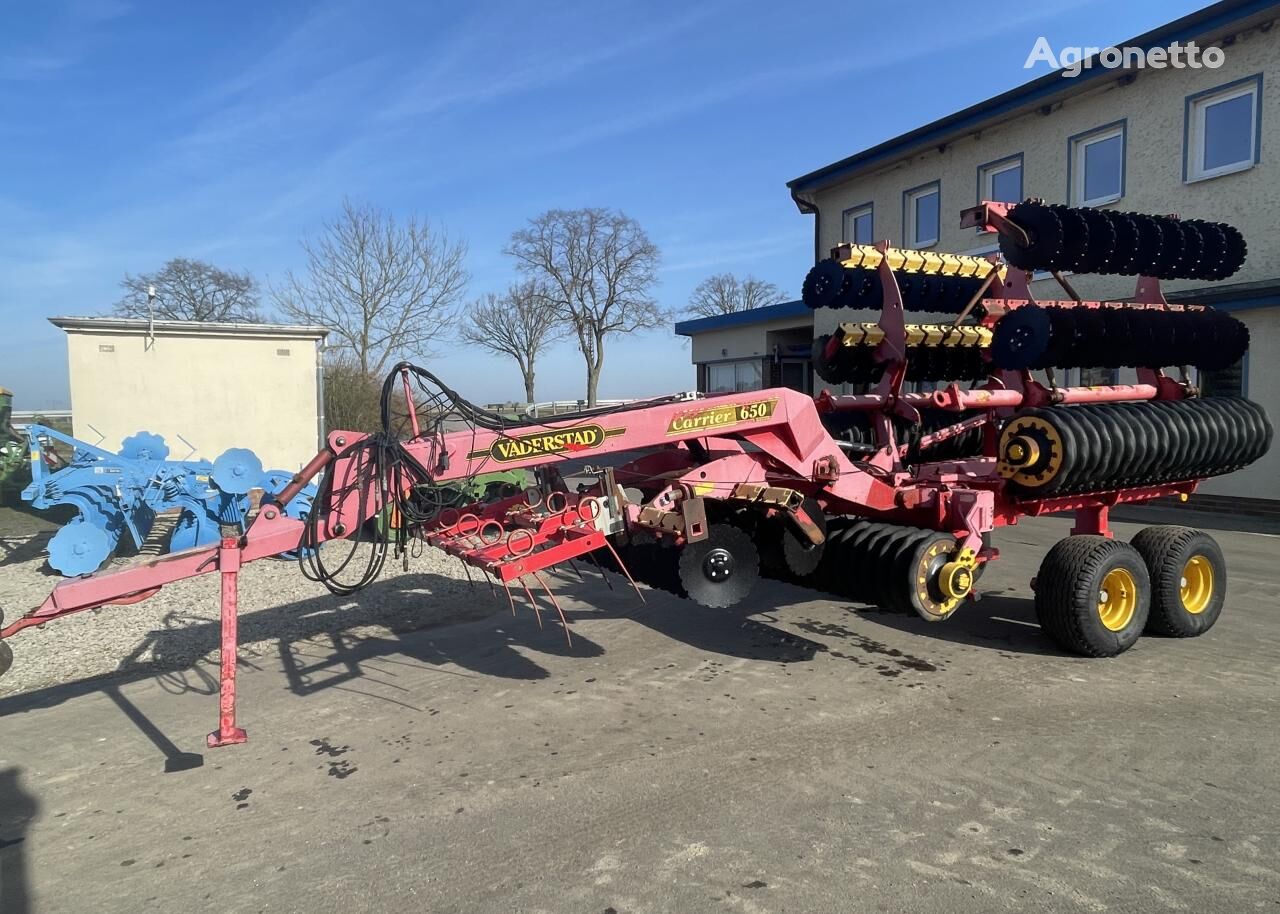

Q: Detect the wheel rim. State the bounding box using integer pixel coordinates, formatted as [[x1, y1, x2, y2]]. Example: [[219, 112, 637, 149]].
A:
[[1098, 568, 1138, 631], [1180, 555, 1214, 614], [702, 548, 735, 583]]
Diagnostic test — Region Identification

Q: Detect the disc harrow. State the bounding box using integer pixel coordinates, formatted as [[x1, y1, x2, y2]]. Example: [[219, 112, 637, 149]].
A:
[[991, 302, 1250, 371], [2, 200, 1271, 750], [995, 200, 1246, 279], [802, 262, 995, 313]]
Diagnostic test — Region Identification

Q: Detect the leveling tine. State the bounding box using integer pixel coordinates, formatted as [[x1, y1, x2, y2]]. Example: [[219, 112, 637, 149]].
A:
[[532, 571, 572, 647]]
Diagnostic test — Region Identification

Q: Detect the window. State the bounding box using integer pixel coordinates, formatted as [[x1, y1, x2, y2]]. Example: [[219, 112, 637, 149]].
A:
[[978, 155, 1022, 209], [707, 359, 762, 393], [1069, 122, 1125, 206], [904, 182, 940, 248], [1186, 75, 1261, 182], [842, 204, 873, 244]]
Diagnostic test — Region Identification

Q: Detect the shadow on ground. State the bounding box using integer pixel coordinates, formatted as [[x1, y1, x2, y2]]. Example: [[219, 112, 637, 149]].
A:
[[0, 767, 36, 914]]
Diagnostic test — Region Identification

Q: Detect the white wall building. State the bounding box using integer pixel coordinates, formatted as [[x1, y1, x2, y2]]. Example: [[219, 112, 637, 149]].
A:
[[52, 317, 329, 471]]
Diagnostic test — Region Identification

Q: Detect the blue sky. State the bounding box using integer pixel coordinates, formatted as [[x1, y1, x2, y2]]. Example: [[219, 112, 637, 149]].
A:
[[1, 0, 1207, 409]]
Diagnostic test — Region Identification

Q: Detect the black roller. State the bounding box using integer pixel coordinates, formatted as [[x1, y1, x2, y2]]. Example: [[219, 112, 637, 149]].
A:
[[1052, 204, 1091, 273], [992, 304, 1051, 370], [802, 260, 847, 309], [995, 205, 1244, 280], [999, 201, 1064, 271], [1079, 208, 1118, 273], [1003, 397, 1272, 496]]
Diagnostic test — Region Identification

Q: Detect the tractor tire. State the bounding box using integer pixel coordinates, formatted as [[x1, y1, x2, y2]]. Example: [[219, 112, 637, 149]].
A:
[[1131, 526, 1226, 637], [1035, 535, 1150, 657]]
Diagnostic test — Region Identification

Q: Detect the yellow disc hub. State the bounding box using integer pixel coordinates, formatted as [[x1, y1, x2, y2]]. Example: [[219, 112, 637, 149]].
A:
[[915, 545, 978, 620], [997, 415, 1064, 487], [1180, 555, 1214, 614], [1097, 567, 1138, 631]]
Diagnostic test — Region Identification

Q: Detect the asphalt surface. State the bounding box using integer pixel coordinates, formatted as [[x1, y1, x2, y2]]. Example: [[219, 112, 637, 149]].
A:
[[2, 510, 1279, 914]]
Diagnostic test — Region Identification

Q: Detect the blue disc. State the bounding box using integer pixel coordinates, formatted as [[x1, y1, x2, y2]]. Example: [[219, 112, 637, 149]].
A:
[[119, 431, 169, 462], [211, 448, 264, 495], [47, 521, 112, 577]]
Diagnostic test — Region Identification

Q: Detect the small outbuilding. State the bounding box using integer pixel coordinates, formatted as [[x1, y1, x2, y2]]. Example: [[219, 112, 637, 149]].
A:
[[50, 317, 329, 470]]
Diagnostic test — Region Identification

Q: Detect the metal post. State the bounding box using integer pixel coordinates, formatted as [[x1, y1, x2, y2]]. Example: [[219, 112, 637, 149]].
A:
[[207, 536, 248, 748]]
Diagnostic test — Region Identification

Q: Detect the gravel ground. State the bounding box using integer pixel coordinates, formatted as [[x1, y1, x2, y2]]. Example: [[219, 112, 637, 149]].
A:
[[0, 530, 481, 698]]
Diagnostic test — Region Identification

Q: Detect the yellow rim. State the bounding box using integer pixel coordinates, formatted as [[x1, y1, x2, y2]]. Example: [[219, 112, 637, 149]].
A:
[[1098, 567, 1138, 631], [1180, 555, 1214, 614]]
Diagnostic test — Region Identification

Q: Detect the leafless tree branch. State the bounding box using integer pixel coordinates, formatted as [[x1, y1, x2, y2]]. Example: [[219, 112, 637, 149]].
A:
[[459, 281, 569, 403], [114, 258, 263, 322], [505, 208, 663, 406], [686, 273, 785, 318], [272, 199, 469, 376]]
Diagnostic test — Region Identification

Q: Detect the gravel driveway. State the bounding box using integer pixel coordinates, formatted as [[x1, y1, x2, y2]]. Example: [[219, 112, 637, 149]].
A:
[[0, 529, 481, 697]]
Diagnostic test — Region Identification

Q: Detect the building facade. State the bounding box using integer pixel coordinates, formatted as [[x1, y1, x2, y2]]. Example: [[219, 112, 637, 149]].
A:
[[680, 0, 1280, 501], [52, 317, 329, 470]]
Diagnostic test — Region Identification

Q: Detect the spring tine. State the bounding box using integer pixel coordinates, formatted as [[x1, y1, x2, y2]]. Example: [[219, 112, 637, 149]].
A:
[[502, 579, 517, 616], [458, 558, 475, 590], [602, 539, 645, 605], [565, 558, 587, 583], [586, 552, 615, 591], [480, 567, 497, 597], [518, 577, 544, 629], [532, 571, 572, 647]]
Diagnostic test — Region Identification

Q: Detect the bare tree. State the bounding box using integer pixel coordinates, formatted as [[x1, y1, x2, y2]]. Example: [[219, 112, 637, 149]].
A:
[[274, 199, 468, 375], [506, 208, 662, 406], [114, 258, 263, 322], [459, 281, 568, 403], [686, 273, 784, 317]]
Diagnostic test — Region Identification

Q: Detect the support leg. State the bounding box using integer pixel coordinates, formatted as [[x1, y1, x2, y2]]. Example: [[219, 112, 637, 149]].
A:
[[208, 537, 248, 748], [1071, 505, 1112, 538]]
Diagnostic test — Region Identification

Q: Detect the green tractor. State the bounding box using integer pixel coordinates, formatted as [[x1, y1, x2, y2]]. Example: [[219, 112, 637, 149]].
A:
[[371, 469, 531, 536], [0, 388, 28, 507]]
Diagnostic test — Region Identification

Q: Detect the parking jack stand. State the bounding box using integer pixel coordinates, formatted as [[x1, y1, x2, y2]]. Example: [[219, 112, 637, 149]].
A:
[[208, 536, 248, 748]]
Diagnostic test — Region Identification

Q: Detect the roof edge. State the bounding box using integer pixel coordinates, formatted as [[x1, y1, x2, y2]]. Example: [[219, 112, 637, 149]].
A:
[[674, 299, 811, 336], [49, 316, 331, 339]]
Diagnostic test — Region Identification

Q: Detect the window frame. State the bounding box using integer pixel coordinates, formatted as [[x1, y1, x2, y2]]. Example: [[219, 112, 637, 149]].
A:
[[1183, 73, 1263, 183], [841, 202, 874, 245], [975, 153, 1024, 233], [705, 358, 763, 394], [902, 181, 941, 249], [1067, 121, 1126, 207]]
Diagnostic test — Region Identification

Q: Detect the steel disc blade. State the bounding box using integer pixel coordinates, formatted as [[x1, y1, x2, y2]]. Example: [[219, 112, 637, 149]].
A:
[[802, 260, 846, 309], [118, 431, 169, 462], [211, 447, 264, 495], [1051, 205, 1090, 273], [1105, 211, 1140, 274], [1153, 216, 1185, 279], [1131, 214, 1164, 276], [47, 521, 113, 576], [1078, 208, 1117, 272], [992, 305, 1051, 370], [999, 201, 1063, 271]]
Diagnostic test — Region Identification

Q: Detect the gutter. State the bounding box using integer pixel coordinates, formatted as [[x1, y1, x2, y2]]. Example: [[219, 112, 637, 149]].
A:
[[790, 185, 822, 266]]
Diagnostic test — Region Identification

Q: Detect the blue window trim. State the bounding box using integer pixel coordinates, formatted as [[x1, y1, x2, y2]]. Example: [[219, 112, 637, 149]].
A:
[[1066, 119, 1126, 206], [974, 153, 1024, 231], [840, 201, 874, 244], [1182, 72, 1264, 182], [901, 180, 941, 248]]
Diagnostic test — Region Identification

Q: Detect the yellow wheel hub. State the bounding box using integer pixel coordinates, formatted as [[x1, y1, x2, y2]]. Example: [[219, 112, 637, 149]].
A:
[[1097, 567, 1138, 631], [1180, 555, 1214, 614]]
